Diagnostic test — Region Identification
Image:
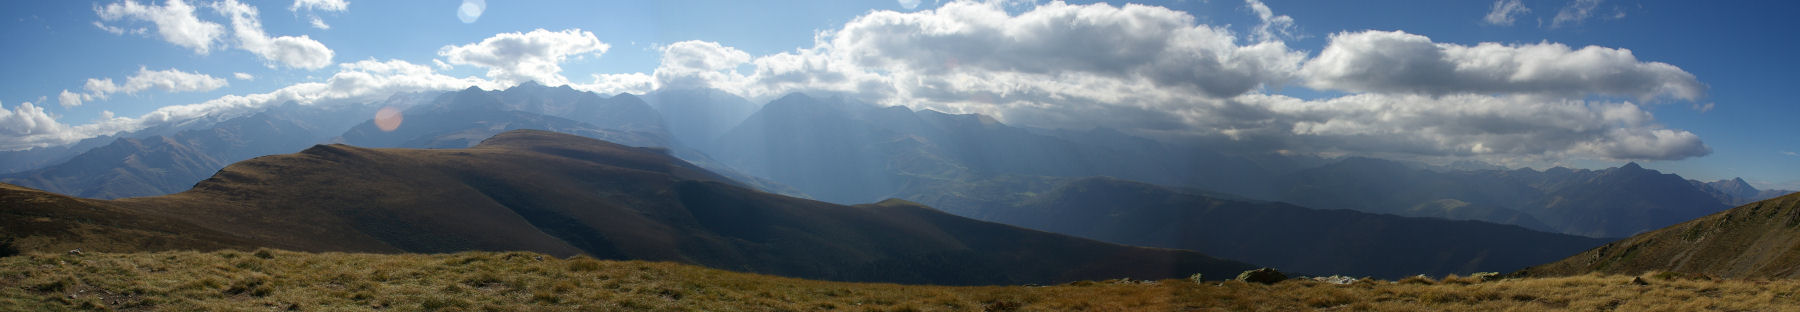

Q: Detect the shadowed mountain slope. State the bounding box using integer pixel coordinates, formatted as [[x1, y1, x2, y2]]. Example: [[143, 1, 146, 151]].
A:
[[1275, 158, 1731, 238], [0, 130, 1252, 285], [902, 176, 1610, 279], [1520, 192, 1800, 278]]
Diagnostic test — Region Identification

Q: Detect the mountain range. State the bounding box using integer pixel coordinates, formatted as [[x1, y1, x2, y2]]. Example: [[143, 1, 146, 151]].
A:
[[898, 175, 1609, 278], [3, 83, 1792, 283], [1, 102, 382, 199], [0, 130, 1252, 285]]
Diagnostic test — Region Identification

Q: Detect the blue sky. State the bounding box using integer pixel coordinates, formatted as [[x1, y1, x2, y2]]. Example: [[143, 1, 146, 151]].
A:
[[0, 0, 1794, 189]]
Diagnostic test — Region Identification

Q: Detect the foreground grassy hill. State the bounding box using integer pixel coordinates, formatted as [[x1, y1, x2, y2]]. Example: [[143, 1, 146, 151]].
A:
[[4, 250, 1798, 311], [1523, 192, 1800, 278]]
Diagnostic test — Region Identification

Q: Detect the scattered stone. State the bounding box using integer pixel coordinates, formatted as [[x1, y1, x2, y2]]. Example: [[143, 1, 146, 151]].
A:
[[1236, 268, 1288, 285], [1471, 272, 1503, 282], [1311, 275, 1358, 285], [1188, 273, 1205, 284], [67, 248, 83, 255], [1630, 276, 1650, 286]]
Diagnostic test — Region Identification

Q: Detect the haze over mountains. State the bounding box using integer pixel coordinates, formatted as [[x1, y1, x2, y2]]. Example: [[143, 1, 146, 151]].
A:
[[902, 176, 1608, 278], [0, 83, 1791, 282]]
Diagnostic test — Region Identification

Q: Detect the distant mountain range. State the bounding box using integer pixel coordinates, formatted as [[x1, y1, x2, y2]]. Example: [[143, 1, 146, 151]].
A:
[[1693, 177, 1794, 206], [2, 83, 1790, 282], [1521, 192, 1800, 278], [0, 130, 1253, 285], [1272, 158, 1748, 238], [898, 175, 1608, 279], [1, 102, 382, 199]]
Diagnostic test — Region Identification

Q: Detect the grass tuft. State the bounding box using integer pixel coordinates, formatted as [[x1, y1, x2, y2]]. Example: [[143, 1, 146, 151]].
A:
[[5, 250, 1800, 311]]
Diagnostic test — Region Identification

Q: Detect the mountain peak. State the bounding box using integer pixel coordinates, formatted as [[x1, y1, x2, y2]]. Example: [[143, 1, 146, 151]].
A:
[[1621, 162, 1644, 170]]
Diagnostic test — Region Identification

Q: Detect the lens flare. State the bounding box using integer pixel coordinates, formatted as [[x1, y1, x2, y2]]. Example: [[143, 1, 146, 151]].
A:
[[457, 0, 486, 24], [374, 107, 404, 132]]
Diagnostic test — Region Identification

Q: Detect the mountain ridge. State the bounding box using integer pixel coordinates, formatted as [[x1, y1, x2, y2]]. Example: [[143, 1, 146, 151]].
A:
[[0, 129, 1253, 285]]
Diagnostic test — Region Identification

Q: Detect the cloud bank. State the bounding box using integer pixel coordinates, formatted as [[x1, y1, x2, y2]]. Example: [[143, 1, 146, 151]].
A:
[[59, 67, 230, 108], [38, 0, 1716, 163]]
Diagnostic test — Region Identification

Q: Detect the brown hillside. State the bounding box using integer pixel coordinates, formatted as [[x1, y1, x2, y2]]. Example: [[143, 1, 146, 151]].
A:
[[1520, 192, 1800, 278], [0, 130, 1252, 285]]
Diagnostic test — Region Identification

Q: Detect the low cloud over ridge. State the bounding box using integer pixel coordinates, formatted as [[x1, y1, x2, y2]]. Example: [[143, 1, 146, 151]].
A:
[[32, 0, 1716, 163]]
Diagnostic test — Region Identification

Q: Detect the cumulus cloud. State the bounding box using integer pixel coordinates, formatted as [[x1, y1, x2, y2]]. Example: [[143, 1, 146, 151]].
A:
[[1300, 30, 1704, 101], [234, 72, 255, 81], [654, 41, 752, 90], [213, 0, 336, 69], [0, 101, 62, 135], [1551, 0, 1603, 28], [58, 90, 86, 108], [30, 1, 1718, 163], [438, 29, 609, 86], [1484, 0, 1530, 26], [4, 59, 496, 151], [825, 1, 1304, 100], [94, 0, 225, 54], [539, 0, 1707, 162]]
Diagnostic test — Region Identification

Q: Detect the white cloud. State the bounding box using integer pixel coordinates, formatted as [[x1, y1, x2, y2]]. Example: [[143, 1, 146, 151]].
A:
[[308, 16, 331, 30], [0, 101, 79, 149], [4, 59, 498, 151], [1484, 0, 1530, 26], [290, 0, 349, 12], [1241, 93, 1709, 161], [80, 67, 230, 101], [1300, 30, 1704, 101], [213, 0, 336, 69], [1245, 0, 1298, 42], [93, 21, 126, 35], [653, 41, 752, 90], [26, 1, 1718, 163], [1551, 0, 1603, 28], [1784, 151, 1798, 157], [824, 1, 1303, 99], [94, 0, 225, 54], [573, 73, 656, 95], [234, 72, 255, 81], [291, 0, 346, 30], [437, 29, 609, 86], [58, 90, 87, 108]]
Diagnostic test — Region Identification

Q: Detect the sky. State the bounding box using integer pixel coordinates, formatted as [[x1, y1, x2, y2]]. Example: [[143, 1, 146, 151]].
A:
[[0, 0, 1795, 189]]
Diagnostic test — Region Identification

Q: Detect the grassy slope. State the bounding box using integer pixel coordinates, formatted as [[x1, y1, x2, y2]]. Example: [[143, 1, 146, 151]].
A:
[[1522, 192, 1800, 278], [5, 250, 1799, 311], [0, 130, 1253, 285]]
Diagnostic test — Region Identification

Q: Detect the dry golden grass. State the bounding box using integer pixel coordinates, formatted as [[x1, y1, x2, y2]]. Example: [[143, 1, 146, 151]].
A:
[[5, 250, 1800, 311]]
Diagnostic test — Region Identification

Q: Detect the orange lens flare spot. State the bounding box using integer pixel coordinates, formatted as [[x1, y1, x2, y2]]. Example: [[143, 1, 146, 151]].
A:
[[374, 107, 404, 132]]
